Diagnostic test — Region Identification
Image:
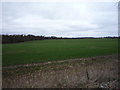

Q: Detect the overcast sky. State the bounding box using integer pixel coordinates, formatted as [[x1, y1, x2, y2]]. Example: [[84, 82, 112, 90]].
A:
[[1, 1, 118, 37]]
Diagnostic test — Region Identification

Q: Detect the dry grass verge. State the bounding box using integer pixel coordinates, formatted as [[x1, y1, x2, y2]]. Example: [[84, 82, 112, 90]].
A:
[[2, 54, 119, 88]]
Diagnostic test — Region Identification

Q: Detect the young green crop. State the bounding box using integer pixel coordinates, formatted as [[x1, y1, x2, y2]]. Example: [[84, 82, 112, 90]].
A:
[[2, 39, 118, 66]]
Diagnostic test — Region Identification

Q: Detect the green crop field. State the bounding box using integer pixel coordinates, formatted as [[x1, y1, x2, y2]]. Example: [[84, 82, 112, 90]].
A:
[[2, 39, 118, 66]]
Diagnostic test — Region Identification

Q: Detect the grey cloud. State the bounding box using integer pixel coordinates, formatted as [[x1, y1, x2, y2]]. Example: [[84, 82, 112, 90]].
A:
[[2, 2, 118, 37]]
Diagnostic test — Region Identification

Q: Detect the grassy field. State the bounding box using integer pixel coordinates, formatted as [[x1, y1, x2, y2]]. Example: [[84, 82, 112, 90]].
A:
[[2, 39, 118, 66]]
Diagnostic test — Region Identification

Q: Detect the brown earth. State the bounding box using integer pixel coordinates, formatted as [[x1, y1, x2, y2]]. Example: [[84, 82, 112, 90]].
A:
[[2, 54, 119, 88]]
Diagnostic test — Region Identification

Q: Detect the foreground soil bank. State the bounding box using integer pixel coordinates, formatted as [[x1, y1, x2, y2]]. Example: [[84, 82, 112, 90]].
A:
[[2, 54, 119, 88]]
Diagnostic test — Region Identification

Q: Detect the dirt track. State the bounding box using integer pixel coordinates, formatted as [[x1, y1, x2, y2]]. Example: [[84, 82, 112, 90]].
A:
[[2, 54, 119, 88]]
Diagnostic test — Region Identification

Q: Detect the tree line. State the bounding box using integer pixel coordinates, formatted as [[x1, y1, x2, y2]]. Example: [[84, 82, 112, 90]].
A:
[[1, 34, 119, 44], [2, 35, 44, 44], [1, 34, 62, 44]]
